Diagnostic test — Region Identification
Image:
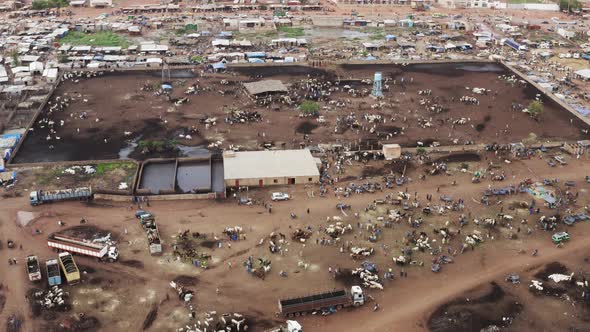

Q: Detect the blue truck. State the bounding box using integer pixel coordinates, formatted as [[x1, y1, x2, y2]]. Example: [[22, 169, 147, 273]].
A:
[[504, 39, 527, 51], [46, 259, 62, 286]]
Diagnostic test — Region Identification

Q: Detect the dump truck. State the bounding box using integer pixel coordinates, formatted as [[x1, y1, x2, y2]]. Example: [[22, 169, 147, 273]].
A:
[[48, 233, 119, 262], [29, 187, 93, 206], [138, 213, 162, 255], [26, 255, 42, 282], [46, 259, 62, 286], [278, 286, 364, 317], [58, 252, 80, 284]]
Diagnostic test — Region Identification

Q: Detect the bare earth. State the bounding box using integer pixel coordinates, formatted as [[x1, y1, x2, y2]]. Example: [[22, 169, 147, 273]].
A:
[[2, 152, 590, 331]]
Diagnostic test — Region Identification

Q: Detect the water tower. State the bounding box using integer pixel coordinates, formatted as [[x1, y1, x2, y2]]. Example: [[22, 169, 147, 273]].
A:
[[371, 72, 383, 98]]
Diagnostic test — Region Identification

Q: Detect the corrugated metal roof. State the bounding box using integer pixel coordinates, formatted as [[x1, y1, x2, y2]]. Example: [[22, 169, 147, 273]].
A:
[[223, 149, 319, 180]]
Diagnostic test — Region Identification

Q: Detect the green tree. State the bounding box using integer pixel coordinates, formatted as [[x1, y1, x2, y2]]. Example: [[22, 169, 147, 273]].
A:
[[526, 100, 544, 120], [299, 100, 320, 116], [559, 0, 582, 11], [58, 54, 68, 63], [9, 49, 20, 67]]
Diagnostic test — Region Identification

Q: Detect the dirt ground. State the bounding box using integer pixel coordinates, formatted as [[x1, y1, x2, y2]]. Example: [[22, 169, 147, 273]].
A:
[[13, 63, 589, 163], [2, 147, 590, 331]]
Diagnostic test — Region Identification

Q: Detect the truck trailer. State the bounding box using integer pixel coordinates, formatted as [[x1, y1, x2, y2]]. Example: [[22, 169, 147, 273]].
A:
[[46, 259, 62, 286], [48, 233, 119, 262], [503, 38, 527, 51], [26, 255, 42, 282], [29, 187, 93, 206], [58, 252, 80, 284], [278, 286, 364, 317], [138, 213, 162, 255]]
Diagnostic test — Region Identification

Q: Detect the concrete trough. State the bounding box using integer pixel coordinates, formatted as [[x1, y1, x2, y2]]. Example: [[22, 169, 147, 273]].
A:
[[137, 159, 177, 194]]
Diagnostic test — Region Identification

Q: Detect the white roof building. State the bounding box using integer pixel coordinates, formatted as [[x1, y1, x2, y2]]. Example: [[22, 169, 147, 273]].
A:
[[223, 149, 320, 187], [575, 68, 590, 80]]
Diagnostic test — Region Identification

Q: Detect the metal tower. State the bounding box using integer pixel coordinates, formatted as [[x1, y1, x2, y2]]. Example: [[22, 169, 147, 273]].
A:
[[371, 71, 383, 98]]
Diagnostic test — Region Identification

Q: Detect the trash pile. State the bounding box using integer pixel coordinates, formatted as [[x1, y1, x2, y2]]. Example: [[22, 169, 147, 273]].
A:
[[178, 312, 248, 332], [62, 165, 96, 175]]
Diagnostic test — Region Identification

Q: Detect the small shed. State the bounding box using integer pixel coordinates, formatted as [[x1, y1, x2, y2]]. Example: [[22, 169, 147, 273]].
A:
[[383, 144, 401, 160], [243, 80, 287, 96]]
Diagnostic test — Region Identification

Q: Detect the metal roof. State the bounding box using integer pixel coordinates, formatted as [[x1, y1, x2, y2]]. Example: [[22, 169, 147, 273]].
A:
[[223, 149, 319, 180], [243, 79, 287, 95]]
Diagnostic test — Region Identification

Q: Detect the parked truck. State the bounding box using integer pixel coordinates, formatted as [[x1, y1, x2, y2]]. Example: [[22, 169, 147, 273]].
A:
[[29, 187, 93, 206], [26, 255, 42, 282], [46, 259, 62, 286], [48, 233, 119, 262], [137, 213, 163, 255], [278, 286, 364, 317], [58, 252, 80, 284]]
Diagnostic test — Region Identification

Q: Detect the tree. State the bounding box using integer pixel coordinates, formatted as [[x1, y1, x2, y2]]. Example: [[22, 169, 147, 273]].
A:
[[559, 0, 581, 11], [9, 49, 20, 67], [526, 100, 544, 120], [299, 100, 320, 116]]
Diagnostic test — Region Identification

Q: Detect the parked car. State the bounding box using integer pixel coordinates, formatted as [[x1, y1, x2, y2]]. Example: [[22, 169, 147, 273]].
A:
[[552, 232, 570, 244], [238, 197, 253, 205], [271, 192, 290, 201]]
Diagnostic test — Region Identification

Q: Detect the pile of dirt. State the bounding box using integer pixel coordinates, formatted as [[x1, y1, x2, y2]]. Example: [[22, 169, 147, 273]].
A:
[[295, 121, 319, 134], [173, 275, 199, 286], [428, 282, 523, 332], [200, 240, 217, 248]]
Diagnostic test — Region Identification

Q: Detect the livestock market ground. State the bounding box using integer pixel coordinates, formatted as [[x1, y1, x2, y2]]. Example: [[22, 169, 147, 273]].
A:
[[12, 62, 587, 163], [2, 147, 590, 332]]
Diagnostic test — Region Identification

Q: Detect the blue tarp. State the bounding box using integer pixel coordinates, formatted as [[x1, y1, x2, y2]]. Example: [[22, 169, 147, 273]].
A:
[[364, 56, 377, 61], [573, 105, 590, 116], [284, 57, 294, 63], [248, 58, 265, 63], [1, 134, 21, 140], [212, 62, 226, 70], [385, 34, 396, 41], [245, 52, 266, 59], [161, 83, 173, 90], [526, 186, 557, 204]]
